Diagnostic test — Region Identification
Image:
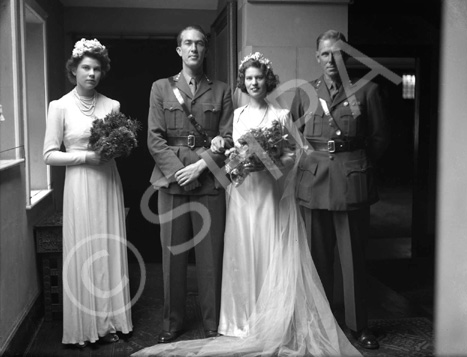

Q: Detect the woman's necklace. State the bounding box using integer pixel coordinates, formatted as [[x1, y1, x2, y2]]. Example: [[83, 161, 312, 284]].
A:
[[73, 88, 97, 117]]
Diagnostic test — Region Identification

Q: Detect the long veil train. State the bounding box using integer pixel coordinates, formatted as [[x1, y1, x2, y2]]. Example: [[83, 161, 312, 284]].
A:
[[132, 117, 361, 357]]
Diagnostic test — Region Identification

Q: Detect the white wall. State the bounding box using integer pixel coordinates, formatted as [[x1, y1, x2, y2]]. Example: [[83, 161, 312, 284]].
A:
[[435, 0, 467, 355], [236, 0, 348, 108]]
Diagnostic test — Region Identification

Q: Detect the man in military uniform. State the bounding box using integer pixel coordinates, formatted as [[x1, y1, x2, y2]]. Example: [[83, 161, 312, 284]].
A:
[[147, 25, 233, 343], [290, 30, 389, 350]]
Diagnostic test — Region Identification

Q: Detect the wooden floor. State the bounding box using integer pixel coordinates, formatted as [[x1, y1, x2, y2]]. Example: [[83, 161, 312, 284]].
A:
[[24, 251, 434, 357]]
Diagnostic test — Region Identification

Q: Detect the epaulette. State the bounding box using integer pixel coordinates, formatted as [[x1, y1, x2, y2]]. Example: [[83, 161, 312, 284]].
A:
[[311, 78, 322, 89], [204, 74, 212, 84]]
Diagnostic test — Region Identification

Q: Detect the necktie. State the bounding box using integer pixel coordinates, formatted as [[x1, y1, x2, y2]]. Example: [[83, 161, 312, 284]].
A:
[[190, 77, 197, 96], [330, 82, 339, 100]]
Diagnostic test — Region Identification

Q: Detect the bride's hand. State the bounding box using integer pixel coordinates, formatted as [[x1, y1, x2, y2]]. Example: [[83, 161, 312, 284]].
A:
[[85, 151, 109, 165], [210, 135, 226, 154]]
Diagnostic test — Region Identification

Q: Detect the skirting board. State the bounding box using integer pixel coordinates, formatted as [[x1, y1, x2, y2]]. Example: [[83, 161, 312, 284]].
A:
[[1, 293, 43, 357]]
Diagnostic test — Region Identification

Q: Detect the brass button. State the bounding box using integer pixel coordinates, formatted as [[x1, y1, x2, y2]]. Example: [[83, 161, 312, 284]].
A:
[[329, 155, 334, 160], [192, 100, 196, 105]]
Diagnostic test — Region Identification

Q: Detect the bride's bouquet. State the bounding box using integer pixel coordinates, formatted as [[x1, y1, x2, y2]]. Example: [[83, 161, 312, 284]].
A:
[[225, 120, 294, 186], [88, 112, 141, 161]]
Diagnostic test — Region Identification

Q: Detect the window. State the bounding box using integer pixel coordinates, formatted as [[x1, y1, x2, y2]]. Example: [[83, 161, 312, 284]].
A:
[[0, 0, 51, 208], [0, 0, 24, 170], [23, 1, 51, 208], [402, 74, 416, 99]]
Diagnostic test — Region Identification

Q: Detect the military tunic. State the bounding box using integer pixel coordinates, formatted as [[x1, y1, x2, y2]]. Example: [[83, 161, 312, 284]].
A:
[[290, 74, 389, 332], [292, 75, 389, 211], [148, 72, 234, 332]]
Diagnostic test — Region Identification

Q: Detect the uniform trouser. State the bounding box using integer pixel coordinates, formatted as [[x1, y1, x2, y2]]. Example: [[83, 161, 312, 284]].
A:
[[158, 190, 226, 332], [301, 206, 370, 332]]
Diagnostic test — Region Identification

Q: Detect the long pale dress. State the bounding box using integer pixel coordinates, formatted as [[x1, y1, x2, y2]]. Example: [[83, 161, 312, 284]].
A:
[[132, 104, 360, 356], [43, 89, 133, 344]]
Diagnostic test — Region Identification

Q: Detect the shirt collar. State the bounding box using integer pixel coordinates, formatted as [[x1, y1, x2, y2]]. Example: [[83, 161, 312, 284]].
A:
[[181, 70, 203, 85], [323, 75, 341, 91]]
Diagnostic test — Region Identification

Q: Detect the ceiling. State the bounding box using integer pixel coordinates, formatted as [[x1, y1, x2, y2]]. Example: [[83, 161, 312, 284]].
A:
[[59, 0, 218, 10]]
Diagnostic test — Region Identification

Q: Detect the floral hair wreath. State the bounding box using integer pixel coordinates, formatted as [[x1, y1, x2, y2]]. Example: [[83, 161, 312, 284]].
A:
[[72, 38, 107, 58], [239, 52, 272, 71]]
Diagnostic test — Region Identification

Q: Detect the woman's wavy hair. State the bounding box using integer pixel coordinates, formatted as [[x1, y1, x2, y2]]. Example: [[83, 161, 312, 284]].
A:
[[237, 59, 279, 94], [65, 41, 111, 85]]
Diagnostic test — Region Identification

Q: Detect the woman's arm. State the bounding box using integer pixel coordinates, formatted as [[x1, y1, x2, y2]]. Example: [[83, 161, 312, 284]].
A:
[[43, 100, 88, 166]]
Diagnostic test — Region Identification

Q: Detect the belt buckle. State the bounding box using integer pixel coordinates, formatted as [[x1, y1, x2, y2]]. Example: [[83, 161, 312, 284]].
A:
[[327, 140, 336, 153], [187, 134, 195, 149]]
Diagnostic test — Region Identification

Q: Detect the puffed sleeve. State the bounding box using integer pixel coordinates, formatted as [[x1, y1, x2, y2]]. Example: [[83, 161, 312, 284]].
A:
[[43, 100, 87, 166], [290, 87, 306, 132], [112, 100, 120, 114]]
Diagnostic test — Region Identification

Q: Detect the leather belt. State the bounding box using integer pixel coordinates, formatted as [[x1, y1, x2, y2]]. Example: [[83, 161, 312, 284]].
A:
[[166, 135, 210, 149], [307, 138, 366, 153]]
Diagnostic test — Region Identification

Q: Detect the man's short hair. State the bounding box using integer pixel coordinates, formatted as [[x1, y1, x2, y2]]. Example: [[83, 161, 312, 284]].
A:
[[316, 30, 347, 50], [177, 25, 209, 48]]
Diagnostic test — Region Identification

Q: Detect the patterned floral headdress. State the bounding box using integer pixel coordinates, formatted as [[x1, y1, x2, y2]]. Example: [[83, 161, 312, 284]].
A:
[[239, 52, 272, 71], [72, 38, 107, 58]]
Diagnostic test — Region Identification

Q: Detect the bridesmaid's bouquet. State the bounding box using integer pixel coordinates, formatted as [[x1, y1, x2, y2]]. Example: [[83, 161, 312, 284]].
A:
[[225, 120, 294, 186], [88, 112, 141, 161]]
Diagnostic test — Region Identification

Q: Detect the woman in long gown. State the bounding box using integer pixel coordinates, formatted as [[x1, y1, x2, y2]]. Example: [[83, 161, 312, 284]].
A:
[[132, 53, 360, 356], [43, 38, 133, 348]]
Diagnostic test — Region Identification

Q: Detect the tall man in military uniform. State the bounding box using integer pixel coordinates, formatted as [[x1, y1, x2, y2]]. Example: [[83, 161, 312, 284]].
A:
[[147, 25, 233, 343], [290, 30, 389, 350]]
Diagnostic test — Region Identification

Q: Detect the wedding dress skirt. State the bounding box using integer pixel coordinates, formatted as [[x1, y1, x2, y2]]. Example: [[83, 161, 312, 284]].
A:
[[132, 105, 361, 356]]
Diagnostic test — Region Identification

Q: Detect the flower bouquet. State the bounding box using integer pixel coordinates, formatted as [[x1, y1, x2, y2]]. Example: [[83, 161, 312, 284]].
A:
[[88, 112, 141, 161], [225, 120, 294, 186]]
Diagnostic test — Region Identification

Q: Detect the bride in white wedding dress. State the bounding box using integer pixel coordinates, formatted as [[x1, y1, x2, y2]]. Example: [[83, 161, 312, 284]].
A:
[[132, 53, 361, 357]]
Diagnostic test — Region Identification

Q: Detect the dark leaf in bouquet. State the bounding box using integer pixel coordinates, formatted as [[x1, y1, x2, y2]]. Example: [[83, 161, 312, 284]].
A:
[[227, 119, 295, 186], [88, 111, 141, 160]]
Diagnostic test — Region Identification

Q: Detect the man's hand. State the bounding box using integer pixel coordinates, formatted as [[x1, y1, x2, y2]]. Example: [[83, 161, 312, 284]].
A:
[[175, 160, 208, 186], [210, 135, 226, 154], [279, 149, 295, 168]]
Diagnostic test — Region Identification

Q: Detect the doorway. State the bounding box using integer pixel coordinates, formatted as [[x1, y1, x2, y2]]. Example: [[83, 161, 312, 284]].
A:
[[348, 60, 417, 259], [97, 38, 181, 263]]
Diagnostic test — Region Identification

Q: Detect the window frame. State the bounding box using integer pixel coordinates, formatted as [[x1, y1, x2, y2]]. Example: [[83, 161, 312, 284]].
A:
[[21, 0, 52, 209]]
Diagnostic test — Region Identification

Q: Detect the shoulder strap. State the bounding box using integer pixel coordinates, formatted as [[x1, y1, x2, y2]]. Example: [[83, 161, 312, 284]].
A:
[[169, 77, 210, 140], [318, 95, 343, 137]]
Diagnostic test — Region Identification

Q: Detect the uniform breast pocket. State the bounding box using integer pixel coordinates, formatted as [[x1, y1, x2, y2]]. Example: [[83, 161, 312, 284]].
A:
[[202, 103, 221, 130], [339, 114, 352, 137], [163, 101, 184, 129], [344, 157, 372, 205], [304, 111, 323, 137], [339, 101, 361, 136]]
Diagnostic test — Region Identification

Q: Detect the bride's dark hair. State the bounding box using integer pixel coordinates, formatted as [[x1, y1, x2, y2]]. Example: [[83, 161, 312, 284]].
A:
[[237, 59, 279, 94]]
